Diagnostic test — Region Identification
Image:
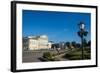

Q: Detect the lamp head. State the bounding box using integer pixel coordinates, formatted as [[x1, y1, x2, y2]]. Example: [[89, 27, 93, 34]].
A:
[[79, 22, 85, 30]]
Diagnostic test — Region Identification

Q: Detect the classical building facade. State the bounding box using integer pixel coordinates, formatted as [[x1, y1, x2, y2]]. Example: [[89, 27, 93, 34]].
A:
[[23, 35, 52, 50]]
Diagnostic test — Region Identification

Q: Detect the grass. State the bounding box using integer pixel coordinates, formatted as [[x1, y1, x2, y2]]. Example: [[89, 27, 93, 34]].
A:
[[63, 48, 91, 60], [42, 48, 91, 61]]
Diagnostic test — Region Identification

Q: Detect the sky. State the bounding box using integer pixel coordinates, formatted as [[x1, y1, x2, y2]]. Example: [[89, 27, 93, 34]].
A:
[[22, 10, 91, 43]]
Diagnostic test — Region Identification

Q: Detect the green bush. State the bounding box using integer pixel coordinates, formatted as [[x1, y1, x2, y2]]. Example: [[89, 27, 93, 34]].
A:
[[43, 52, 61, 61], [43, 52, 54, 60]]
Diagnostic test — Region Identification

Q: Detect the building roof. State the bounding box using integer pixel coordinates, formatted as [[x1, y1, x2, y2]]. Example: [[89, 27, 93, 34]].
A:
[[26, 35, 48, 39]]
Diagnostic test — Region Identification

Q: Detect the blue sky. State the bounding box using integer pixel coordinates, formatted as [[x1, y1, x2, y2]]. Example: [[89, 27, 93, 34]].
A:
[[22, 10, 91, 43]]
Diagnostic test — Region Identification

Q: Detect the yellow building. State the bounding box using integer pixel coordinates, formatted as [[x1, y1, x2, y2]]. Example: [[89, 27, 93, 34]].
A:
[[23, 35, 51, 50]]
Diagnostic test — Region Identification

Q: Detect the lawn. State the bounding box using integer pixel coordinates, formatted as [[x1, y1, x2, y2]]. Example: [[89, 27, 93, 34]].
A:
[[63, 48, 91, 60], [41, 48, 91, 61]]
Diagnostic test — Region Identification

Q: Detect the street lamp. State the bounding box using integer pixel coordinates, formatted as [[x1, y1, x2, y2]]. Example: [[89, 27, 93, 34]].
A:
[[80, 22, 85, 60], [78, 22, 87, 60]]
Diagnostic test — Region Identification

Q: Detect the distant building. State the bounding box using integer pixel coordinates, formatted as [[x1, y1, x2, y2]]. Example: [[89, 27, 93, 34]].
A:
[[51, 42, 65, 50], [23, 35, 52, 50]]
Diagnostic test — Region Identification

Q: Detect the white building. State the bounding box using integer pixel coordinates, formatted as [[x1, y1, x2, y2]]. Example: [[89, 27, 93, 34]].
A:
[[23, 35, 52, 50]]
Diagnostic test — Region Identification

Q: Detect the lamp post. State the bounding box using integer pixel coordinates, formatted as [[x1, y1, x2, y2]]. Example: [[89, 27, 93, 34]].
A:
[[78, 22, 85, 60], [80, 23, 85, 60]]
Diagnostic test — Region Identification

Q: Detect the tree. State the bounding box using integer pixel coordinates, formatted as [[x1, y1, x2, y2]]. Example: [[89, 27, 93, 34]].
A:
[[71, 41, 77, 48], [65, 42, 70, 48], [76, 43, 81, 48], [87, 40, 91, 47], [51, 43, 60, 54]]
